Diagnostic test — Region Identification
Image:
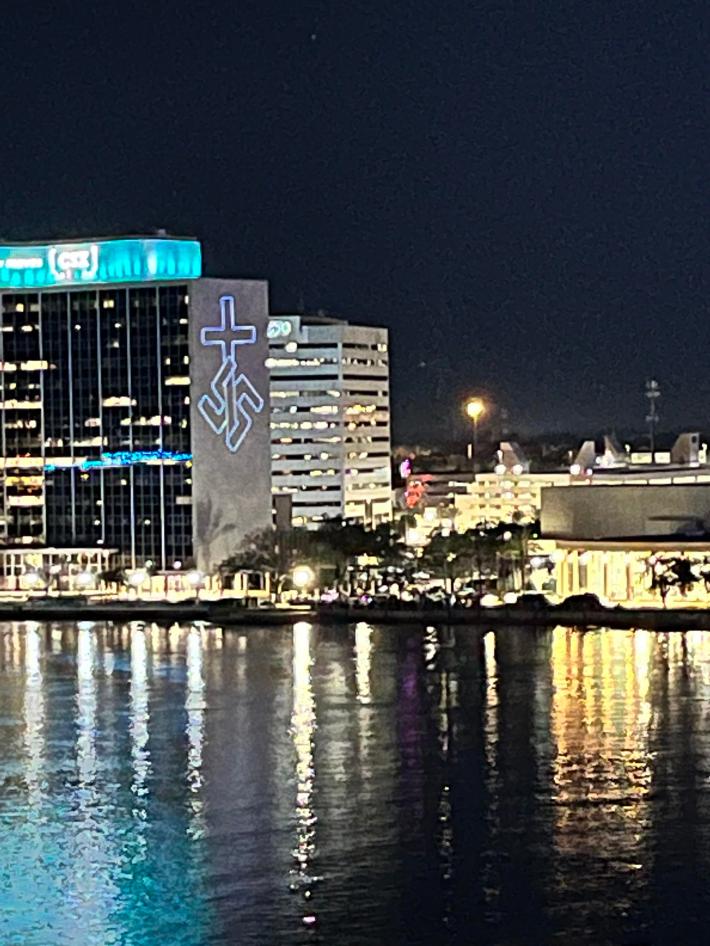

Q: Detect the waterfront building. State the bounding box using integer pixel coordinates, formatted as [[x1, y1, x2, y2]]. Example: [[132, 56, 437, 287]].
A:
[[541, 481, 710, 606], [268, 313, 392, 527], [452, 433, 710, 534], [453, 440, 572, 530], [0, 235, 271, 579]]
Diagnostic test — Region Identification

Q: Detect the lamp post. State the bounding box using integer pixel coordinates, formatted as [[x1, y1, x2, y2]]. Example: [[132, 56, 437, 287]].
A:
[[465, 397, 485, 473], [186, 568, 204, 603], [292, 565, 315, 599], [126, 568, 147, 599]]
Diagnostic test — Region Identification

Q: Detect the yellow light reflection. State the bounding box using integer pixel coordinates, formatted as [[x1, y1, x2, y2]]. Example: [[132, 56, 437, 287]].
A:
[[354, 622, 373, 704], [290, 621, 318, 923], [481, 630, 500, 911], [549, 627, 654, 878], [483, 631, 498, 769]]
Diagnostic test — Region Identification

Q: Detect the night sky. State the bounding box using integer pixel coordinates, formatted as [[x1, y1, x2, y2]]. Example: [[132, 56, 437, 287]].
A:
[[1, 1, 706, 442]]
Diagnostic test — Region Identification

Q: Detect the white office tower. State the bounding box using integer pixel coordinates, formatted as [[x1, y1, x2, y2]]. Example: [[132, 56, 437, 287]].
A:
[[268, 314, 392, 527]]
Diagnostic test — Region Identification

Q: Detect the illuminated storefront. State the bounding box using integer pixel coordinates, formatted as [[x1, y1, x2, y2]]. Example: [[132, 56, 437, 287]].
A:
[[551, 540, 710, 607]]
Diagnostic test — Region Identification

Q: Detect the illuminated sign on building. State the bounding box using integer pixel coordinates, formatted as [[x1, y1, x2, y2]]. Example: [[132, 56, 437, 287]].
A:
[[198, 295, 264, 453], [0, 237, 202, 289], [267, 318, 293, 339]]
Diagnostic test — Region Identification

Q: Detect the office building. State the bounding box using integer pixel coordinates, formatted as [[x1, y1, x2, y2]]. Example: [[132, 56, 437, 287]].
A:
[[268, 313, 392, 526], [0, 235, 271, 577]]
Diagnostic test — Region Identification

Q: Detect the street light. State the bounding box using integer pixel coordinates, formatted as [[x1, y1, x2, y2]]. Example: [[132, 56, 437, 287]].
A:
[[186, 569, 204, 601], [75, 571, 95, 591], [292, 565, 315, 593], [126, 568, 147, 597], [464, 397, 486, 472]]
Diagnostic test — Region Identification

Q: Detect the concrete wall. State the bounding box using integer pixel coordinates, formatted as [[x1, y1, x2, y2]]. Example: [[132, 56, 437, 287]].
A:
[[189, 279, 271, 573], [542, 484, 710, 539]]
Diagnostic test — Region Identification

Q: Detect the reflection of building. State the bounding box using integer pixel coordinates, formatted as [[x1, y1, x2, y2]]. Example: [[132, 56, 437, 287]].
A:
[[0, 235, 272, 574], [268, 314, 391, 527]]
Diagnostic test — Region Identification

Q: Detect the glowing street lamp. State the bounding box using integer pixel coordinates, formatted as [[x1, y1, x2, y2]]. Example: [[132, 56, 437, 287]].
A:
[[186, 568, 204, 601], [292, 565, 315, 593], [126, 569, 147, 597], [75, 570, 95, 591], [464, 397, 486, 472]]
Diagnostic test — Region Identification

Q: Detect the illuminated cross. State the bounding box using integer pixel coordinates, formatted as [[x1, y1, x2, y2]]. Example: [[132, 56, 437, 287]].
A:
[[200, 295, 256, 365]]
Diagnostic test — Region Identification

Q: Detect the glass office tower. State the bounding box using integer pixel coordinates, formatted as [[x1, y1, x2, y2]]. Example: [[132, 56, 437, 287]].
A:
[[0, 237, 271, 573]]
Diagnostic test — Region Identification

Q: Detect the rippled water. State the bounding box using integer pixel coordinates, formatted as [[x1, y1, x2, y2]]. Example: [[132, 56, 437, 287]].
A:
[[1, 622, 710, 944]]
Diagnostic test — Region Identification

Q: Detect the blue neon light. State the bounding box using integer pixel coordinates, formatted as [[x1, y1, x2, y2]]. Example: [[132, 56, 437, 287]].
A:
[[197, 295, 264, 454], [44, 450, 191, 473], [0, 238, 201, 290]]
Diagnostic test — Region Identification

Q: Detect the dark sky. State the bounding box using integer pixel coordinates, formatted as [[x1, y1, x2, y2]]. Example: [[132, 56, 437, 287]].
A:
[[0, 1, 707, 442]]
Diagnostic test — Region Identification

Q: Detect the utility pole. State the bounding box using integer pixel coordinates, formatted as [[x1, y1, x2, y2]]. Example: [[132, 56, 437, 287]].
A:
[[645, 379, 661, 464]]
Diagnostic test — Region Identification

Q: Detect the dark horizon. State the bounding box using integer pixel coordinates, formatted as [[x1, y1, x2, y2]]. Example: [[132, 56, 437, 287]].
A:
[[1, 1, 706, 443]]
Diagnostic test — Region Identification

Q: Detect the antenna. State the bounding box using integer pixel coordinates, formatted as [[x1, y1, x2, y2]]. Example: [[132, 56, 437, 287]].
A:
[[645, 379, 661, 463]]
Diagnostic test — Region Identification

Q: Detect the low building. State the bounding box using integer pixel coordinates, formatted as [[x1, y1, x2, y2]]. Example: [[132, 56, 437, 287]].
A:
[[541, 482, 710, 607], [455, 470, 571, 529], [550, 538, 710, 606]]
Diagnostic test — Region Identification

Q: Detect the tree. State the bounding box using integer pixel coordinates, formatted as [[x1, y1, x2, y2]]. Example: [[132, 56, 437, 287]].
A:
[[419, 529, 496, 592], [219, 528, 281, 583], [648, 554, 699, 607]]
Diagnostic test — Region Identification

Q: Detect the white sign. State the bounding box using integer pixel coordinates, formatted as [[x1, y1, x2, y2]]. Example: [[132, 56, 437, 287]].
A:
[[48, 244, 99, 282], [267, 319, 293, 339]]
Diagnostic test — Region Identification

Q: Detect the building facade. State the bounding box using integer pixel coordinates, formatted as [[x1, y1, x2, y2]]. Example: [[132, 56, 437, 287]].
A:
[[454, 470, 573, 529], [268, 313, 391, 527], [540, 481, 710, 607], [0, 236, 271, 575]]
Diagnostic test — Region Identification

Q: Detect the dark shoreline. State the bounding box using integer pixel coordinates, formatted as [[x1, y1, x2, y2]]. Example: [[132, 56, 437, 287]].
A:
[[2, 599, 710, 631]]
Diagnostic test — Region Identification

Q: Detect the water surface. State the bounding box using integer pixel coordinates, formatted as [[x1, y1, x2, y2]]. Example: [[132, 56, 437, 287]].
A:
[[1, 621, 709, 945]]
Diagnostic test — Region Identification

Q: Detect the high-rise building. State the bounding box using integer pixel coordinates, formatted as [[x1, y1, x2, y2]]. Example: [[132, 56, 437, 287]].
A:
[[268, 313, 392, 527], [0, 236, 271, 576]]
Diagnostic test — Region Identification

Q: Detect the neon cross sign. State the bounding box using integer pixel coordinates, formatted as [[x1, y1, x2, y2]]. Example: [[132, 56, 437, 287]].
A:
[[197, 295, 264, 453]]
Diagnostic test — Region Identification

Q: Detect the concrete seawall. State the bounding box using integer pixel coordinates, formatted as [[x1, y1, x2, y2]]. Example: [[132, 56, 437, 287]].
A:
[[3, 599, 710, 631]]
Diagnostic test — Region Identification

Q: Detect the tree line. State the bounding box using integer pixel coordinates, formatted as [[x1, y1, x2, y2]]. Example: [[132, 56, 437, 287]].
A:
[[219, 518, 539, 593]]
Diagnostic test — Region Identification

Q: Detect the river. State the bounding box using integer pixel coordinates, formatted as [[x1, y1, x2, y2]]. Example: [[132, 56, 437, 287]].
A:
[[1, 621, 709, 945]]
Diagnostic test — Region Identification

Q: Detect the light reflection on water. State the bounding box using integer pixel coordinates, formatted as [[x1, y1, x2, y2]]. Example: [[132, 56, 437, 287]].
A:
[[2, 623, 710, 944]]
